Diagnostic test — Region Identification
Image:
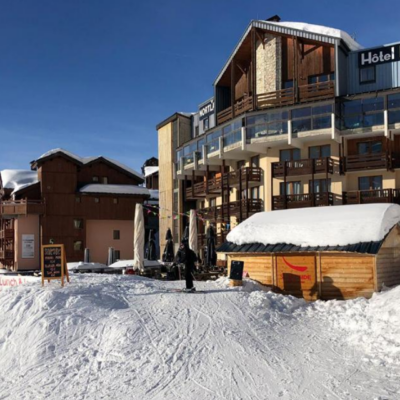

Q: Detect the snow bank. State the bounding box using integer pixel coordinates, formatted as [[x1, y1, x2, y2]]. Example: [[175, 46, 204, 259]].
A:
[[227, 204, 400, 247], [144, 166, 159, 177], [266, 20, 363, 51], [0, 169, 38, 194], [79, 184, 150, 196], [67, 262, 108, 271]]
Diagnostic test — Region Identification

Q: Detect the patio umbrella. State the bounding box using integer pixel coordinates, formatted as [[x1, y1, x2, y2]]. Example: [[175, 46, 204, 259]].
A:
[[107, 247, 115, 266], [206, 225, 217, 268], [133, 203, 145, 271], [189, 210, 198, 255], [162, 228, 174, 262], [146, 229, 157, 261]]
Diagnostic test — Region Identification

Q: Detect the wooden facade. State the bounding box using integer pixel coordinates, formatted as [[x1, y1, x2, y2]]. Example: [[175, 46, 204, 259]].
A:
[[225, 226, 400, 300]]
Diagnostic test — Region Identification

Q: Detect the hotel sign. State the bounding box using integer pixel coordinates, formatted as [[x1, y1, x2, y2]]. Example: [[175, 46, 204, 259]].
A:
[[359, 45, 400, 67], [199, 99, 214, 120]]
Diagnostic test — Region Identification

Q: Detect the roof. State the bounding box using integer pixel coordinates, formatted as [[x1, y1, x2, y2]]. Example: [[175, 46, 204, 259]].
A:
[[214, 19, 363, 85], [79, 184, 150, 197], [156, 112, 193, 131], [32, 149, 144, 182], [225, 204, 400, 250], [144, 166, 159, 177], [0, 169, 39, 195]]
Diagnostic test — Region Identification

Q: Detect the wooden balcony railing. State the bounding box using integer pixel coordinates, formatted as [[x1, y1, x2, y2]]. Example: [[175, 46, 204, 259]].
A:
[[272, 157, 334, 178], [272, 192, 334, 210], [0, 229, 14, 240], [342, 152, 391, 172], [257, 87, 295, 109], [186, 167, 262, 200], [298, 81, 335, 102], [0, 200, 45, 216], [217, 106, 233, 125], [0, 249, 14, 260], [234, 95, 253, 115], [198, 199, 263, 223], [343, 189, 400, 205]]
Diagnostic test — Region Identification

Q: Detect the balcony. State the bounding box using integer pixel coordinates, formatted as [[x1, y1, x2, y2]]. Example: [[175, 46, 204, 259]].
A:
[[257, 87, 295, 109], [0, 229, 14, 240], [0, 200, 45, 216], [198, 199, 263, 223], [272, 192, 334, 210], [272, 157, 334, 178], [185, 167, 262, 200], [217, 95, 253, 125], [343, 189, 400, 205], [342, 153, 392, 172], [298, 81, 335, 102]]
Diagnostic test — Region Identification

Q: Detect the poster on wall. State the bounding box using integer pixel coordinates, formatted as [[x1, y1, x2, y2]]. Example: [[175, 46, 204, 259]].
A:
[[22, 234, 35, 259]]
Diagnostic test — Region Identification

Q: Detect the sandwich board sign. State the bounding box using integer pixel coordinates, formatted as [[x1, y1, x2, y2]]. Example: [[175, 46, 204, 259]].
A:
[[41, 244, 70, 287], [229, 260, 244, 280]]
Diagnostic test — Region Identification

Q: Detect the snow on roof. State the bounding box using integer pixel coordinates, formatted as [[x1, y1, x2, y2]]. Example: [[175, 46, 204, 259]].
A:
[[144, 166, 159, 177], [36, 148, 144, 180], [227, 204, 400, 248], [79, 184, 150, 196], [266, 21, 363, 51], [0, 169, 38, 195]]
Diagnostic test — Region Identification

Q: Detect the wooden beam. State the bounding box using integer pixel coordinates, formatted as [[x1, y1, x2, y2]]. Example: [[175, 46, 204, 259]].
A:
[[255, 29, 265, 49]]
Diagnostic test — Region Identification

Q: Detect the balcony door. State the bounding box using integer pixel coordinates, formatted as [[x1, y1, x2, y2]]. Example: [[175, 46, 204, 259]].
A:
[[358, 176, 382, 191], [280, 181, 301, 196], [310, 179, 331, 193], [280, 148, 301, 162], [309, 145, 330, 159], [357, 140, 382, 155]]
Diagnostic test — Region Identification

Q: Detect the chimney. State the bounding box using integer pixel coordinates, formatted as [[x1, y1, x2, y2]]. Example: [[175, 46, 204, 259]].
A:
[[266, 15, 281, 22]]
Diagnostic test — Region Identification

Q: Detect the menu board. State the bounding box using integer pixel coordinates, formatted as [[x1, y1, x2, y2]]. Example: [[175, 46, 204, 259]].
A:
[[229, 260, 244, 281], [41, 244, 69, 287]]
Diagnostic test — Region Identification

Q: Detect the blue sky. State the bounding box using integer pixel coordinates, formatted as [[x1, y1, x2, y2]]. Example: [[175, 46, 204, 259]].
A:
[[1, 0, 399, 173]]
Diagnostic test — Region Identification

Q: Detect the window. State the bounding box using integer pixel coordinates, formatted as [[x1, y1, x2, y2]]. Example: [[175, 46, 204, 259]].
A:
[[357, 140, 383, 155], [308, 73, 335, 84], [309, 179, 331, 193], [246, 111, 288, 139], [74, 241, 83, 251], [75, 196, 81, 203], [93, 176, 99, 182], [94, 198, 100, 203], [237, 160, 246, 169], [203, 117, 209, 132], [292, 105, 332, 133], [280, 181, 301, 195], [251, 156, 260, 168], [250, 186, 260, 199], [358, 176, 382, 191], [113, 230, 120, 240], [388, 93, 400, 125], [280, 149, 301, 162], [360, 66, 376, 84], [113, 198, 118, 204], [237, 189, 247, 201], [74, 219, 83, 229], [102, 177, 108, 184], [209, 198, 216, 207], [114, 250, 121, 260], [283, 80, 293, 89], [309, 145, 331, 159], [340, 97, 384, 130], [195, 125, 199, 137]]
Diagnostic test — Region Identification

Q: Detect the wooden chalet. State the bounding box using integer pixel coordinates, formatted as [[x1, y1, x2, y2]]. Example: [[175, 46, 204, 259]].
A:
[[218, 204, 400, 300]]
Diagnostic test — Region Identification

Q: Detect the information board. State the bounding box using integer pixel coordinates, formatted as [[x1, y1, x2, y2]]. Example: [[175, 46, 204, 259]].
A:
[[22, 234, 35, 259], [41, 244, 69, 287], [229, 260, 244, 280]]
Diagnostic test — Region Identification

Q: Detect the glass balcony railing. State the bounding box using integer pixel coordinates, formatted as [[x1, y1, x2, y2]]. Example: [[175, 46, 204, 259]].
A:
[[223, 130, 242, 147], [206, 138, 220, 155]]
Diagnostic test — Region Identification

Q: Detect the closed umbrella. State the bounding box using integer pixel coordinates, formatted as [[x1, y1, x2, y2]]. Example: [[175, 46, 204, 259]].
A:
[[84, 248, 91, 263], [189, 210, 198, 255], [146, 229, 157, 261], [107, 247, 115, 266], [133, 203, 145, 271], [206, 225, 217, 268], [162, 228, 174, 262]]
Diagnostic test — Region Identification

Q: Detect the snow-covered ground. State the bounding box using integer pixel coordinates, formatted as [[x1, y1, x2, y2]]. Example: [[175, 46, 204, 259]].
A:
[[0, 275, 399, 400]]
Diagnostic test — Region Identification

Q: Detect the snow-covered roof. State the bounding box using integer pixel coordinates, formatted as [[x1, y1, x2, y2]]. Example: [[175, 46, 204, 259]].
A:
[[227, 204, 400, 248], [79, 184, 150, 196], [0, 169, 39, 195], [144, 166, 159, 177], [35, 148, 144, 181]]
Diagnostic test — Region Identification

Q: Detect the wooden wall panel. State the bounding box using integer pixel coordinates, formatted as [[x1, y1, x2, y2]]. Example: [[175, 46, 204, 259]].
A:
[[347, 136, 386, 156], [227, 254, 273, 285], [320, 254, 375, 300]]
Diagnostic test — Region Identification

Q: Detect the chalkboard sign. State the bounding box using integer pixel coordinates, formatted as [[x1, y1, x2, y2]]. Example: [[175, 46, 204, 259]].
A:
[[229, 260, 244, 280], [41, 244, 69, 287]]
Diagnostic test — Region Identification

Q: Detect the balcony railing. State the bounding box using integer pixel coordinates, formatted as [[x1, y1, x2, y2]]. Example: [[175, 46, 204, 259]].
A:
[[185, 167, 262, 200], [272, 192, 334, 210], [0, 200, 45, 216], [298, 81, 335, 102], [257, 87, 295, 109], [0, 229, 14, 240], [234, 95, 253, 115], [217, 106, 233, 125], [343, 189, 400, 205], [342, 152, 394, 172], [272, 157, 334, 178], [0, 249, 14, 260], [198, 199, 263, 223]]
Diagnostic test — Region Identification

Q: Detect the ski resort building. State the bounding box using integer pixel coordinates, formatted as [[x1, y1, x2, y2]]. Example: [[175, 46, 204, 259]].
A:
[[0, 149, 149, 270], [219, 204, 400, 300], [156, 15, 400, 264]]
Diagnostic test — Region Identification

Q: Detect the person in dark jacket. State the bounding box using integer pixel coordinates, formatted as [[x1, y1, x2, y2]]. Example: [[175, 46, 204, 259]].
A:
[[176, 238, 197, 291]]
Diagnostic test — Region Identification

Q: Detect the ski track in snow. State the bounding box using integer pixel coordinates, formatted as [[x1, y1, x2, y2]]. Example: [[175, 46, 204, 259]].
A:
[[0, 275, 399, 400]]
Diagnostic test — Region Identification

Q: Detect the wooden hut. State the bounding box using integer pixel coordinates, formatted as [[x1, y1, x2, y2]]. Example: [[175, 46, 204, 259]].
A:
[[218, 204, 400, 300]]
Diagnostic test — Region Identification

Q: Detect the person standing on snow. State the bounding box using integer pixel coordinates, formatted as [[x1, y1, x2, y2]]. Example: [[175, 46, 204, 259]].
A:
[[176, 238, 197, 292]]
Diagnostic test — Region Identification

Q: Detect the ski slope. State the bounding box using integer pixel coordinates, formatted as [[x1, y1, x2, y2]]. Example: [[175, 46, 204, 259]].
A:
[[0, 275, 399, 400]]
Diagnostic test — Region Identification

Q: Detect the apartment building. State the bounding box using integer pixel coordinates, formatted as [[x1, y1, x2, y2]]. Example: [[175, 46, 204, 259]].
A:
[[157, 16, 400, 257]]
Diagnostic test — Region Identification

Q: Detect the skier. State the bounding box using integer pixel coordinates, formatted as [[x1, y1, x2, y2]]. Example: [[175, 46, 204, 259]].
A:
[[176, 238, 197, 292]]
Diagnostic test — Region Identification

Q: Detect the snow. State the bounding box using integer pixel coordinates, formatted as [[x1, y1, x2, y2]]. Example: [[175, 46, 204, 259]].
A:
[[266, 20, 363, 51], [0, 274, 399, 399], [0, 169, 38, 194], [144, 166, 159, 177], [227, 203, 400, 247], [37, 148, 144, 180], [108, 259, 162, 269], [67, 262, 108, 271], [79, 184, 150, 196]]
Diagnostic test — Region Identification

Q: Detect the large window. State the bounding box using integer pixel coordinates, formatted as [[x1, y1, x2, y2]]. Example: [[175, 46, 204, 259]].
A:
[[357, 140, 383, 155], [206, 129, 222, 154], [291, 104, 332, 133], [223, 120, 242, 147], [308, 73, 335, 84], [359, 176, 382, 191], [359, 66, 375, 84], [246, 111, 288, 140], [280, 148, 301, 162], [280, 181, 301, 195], [309, 145, 331, 159], [340, 97, 384, 130], [251, 155, 260, 168], [74, 219, 83, 229], [388, 93, 400, 125], [203, 117, 209, 132], [310, 179, 331, 193]]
